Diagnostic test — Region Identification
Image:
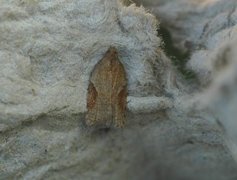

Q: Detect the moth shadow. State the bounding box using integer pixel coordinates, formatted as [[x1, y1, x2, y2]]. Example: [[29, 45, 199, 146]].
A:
[[79, 114, 115, 137]]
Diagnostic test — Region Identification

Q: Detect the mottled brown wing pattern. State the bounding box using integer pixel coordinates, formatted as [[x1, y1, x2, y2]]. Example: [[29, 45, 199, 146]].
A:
[[86, 47, 127, 128]]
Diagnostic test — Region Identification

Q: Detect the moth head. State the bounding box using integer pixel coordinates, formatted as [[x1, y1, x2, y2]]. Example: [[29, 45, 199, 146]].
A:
[[106, 46, 118, 57]]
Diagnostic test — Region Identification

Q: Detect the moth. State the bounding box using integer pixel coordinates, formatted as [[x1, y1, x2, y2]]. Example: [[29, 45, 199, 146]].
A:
[[86, 47, 127, 128]]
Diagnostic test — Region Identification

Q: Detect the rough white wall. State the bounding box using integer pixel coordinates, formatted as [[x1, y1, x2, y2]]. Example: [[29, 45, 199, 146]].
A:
[[187, 24, 237, 86], [1, 0, 237, 179], [0, 0, 175, 132], [134, 0, 237, 53], [0, 1, 180, 179], [194, 41, 237, 162], [134, 0, 237, 163]]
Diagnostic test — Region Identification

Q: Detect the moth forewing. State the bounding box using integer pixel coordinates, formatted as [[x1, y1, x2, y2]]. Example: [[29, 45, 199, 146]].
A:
[[86, 47, 127, 128]]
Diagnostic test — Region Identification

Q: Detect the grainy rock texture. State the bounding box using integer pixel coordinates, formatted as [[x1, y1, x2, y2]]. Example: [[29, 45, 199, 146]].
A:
[[134, 1, 237, 165], [1, 0, 237, 180], [0, 0, 174, 132], [194, 40, 237, 163], [0, 0, 176, 179], [134, 0, 237, 53]]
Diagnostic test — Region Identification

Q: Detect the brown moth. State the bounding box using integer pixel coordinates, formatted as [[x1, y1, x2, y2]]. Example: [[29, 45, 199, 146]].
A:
[[86, 47, 127, 128]]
